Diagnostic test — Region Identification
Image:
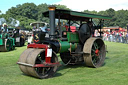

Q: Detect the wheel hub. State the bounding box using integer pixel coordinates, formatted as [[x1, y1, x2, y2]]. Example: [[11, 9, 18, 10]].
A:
[[95, 49, 99, 56]]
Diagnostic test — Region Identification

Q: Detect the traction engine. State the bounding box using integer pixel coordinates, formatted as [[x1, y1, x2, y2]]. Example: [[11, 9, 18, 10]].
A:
[[0, 24, 15, 52], [17, 6, 111, 78]]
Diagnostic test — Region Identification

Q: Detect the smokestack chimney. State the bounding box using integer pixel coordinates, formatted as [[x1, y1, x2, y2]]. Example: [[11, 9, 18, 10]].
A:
[[48, 5, 56, 39]]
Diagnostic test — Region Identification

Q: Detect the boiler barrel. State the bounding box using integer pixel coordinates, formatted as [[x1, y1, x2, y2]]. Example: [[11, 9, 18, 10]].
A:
[[59, 41, 77, 53]]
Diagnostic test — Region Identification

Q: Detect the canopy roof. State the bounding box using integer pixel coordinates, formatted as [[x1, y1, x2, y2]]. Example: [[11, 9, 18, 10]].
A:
[[43, 9, 112, 21]]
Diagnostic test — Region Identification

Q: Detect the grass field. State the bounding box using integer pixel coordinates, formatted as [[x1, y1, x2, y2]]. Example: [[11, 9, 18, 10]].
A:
[[0, 41, 128, 85]]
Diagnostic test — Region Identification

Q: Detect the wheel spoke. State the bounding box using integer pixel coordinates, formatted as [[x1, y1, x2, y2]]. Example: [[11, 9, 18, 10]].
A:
[[37, 57, 44, 63], [93, 42, 97, 50], [36, 67, 40, 73], [94, 42, 99, 49], [92, 57, 96, 64], [42, 68, 45, 75], [92, 43, 100, 65], [91, 49, 95, 52], [96, 43, 99, 49]]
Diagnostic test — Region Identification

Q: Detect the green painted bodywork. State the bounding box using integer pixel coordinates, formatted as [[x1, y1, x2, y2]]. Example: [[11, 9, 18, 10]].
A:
[[0, 33, 8, 39], [0, 33, 2, 45], [0, 34, 2, 38], [67, 32, 79, 43], [10, 38, 15, 46], [59, 41, 77, 53], [58, 32, 79, 53], [0, 33, 3, 45], [0, 39, 3, 45]]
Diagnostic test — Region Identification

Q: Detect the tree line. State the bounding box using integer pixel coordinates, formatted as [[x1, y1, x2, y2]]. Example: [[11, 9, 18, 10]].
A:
[[0, 3, 128, 30]]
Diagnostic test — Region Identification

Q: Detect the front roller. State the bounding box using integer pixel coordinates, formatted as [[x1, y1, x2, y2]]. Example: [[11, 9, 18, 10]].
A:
[[0, 39, 13, 52], [17, 48, 58, 79], [83, 37, 106, 68]]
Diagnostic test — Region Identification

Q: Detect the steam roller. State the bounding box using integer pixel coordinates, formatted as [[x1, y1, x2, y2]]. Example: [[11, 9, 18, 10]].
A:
[[0, 24, 15, 52], [17, 5, 111, 79]]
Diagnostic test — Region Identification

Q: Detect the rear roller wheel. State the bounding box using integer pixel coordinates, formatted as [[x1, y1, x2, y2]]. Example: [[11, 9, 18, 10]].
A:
[[83, 37, 106, 68], [18, 48, 58, 79]]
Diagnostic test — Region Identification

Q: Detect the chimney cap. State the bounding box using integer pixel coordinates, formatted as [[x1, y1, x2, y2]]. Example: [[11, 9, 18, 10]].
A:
[[48, 5, 56, 11]]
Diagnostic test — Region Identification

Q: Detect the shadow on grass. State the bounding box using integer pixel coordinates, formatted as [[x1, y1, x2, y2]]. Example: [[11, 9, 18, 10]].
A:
[[105, 56, 109, 59], [55, 58, 108, 77], [20, 59, 108, 79], [15, 44, 27, 47], [54, 61, 87, 77]]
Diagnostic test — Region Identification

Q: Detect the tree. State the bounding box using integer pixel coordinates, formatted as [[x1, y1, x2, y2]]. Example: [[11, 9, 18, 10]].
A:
[[6, 3, 38, 20], [83, 10, 97, 14], [17, 3, 38, 20], [3, 3, 128, 29], [55, 4, 70, 10], [114, 10, 128, 28], [37, 3, 48, 22], [106, 8, 115, 17]]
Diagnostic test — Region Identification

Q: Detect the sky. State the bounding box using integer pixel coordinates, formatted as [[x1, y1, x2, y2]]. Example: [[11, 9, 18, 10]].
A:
[[0, 0, 128, 14], [56, 0, 128, 11], [0, 0, 60, 14]]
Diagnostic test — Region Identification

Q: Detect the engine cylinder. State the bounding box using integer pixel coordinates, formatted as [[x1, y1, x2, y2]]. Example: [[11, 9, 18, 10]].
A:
[[59, 41, 77, 53]]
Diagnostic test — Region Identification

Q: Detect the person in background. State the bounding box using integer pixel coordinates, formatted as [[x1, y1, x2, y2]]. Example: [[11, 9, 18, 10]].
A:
[[33, 26, 36, 30], [2, 23, 8, 32], [109, 32, 113, 42], [119, 32, 122, 43], [103, 31, 107, 41], [124, 32, 127, 43], [117, 32, 120, 42], [122, 32, 125, 43], [126, 32, 128, 44], [40, 24, 47, 32]]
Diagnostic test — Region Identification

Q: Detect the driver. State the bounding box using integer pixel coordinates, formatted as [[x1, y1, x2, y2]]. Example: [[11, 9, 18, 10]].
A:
[[2, 23, 8, 32], [40, 24, 47, 32]]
